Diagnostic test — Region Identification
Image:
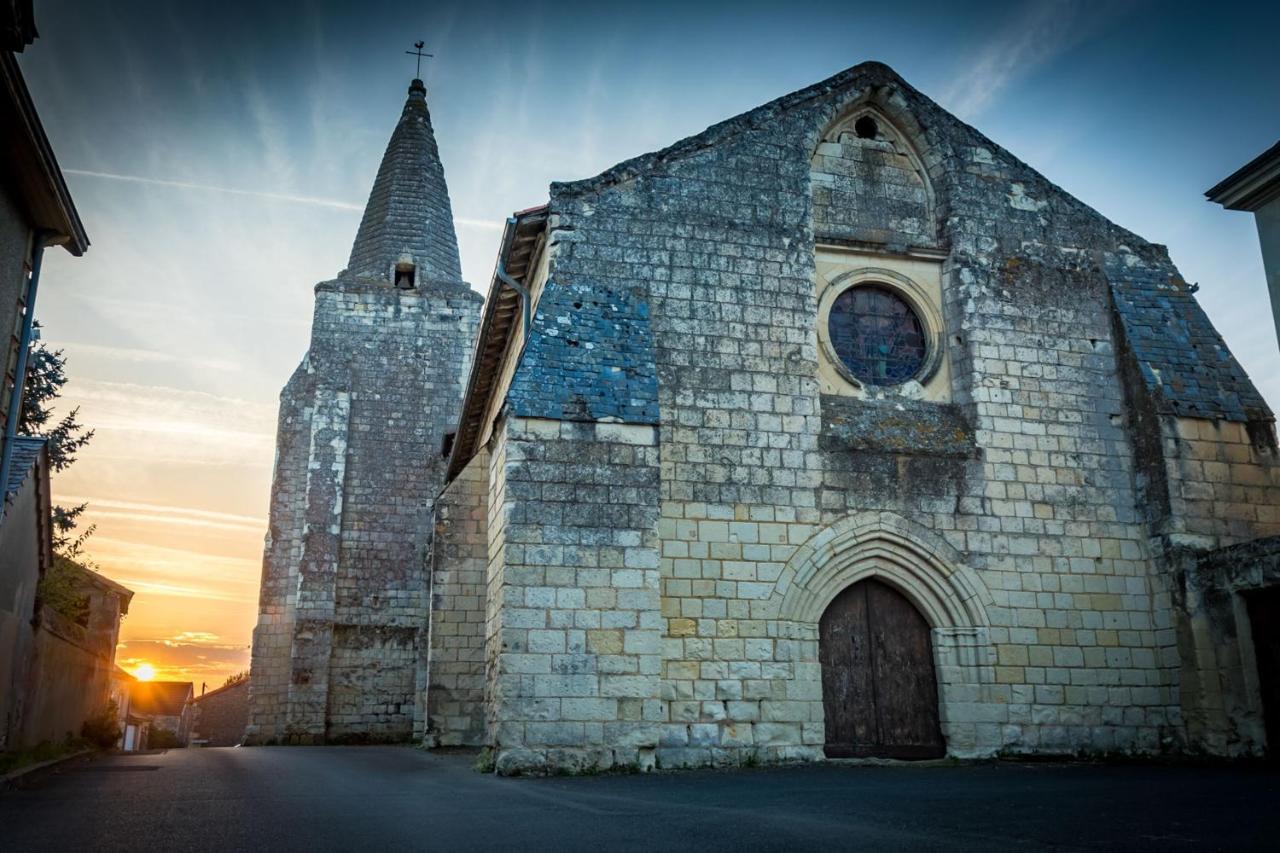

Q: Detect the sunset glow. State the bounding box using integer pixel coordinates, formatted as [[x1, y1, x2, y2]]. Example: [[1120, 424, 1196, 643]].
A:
[[133, 663, 156, 682]]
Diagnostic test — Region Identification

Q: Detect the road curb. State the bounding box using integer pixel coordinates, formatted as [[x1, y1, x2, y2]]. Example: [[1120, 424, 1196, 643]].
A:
[[0, 749, 95, 793]]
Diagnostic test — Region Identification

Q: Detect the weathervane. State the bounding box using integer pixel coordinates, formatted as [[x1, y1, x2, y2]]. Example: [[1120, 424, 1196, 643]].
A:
[[405, 40, 433, 78]]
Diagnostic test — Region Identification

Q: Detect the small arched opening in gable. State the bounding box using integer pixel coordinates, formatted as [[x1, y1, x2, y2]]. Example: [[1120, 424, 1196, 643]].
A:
[[811, 105, 939, 249]]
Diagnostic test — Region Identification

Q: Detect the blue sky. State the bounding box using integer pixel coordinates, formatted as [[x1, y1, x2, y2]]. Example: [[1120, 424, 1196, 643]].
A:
[[15, 0, 1280, 683]]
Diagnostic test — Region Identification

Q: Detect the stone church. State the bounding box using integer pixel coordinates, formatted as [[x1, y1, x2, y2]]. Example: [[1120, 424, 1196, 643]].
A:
[[248, 62, 1280, 774]]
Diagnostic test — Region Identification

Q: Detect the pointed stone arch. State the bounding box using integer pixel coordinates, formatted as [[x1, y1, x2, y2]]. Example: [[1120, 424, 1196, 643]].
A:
[[775, 512, 998, 758], [775, 511, 990, 630], [809, 90, 947, 249]]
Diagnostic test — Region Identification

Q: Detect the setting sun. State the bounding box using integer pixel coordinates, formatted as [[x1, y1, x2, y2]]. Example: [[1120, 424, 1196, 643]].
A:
[[133, 663, 156, 682]]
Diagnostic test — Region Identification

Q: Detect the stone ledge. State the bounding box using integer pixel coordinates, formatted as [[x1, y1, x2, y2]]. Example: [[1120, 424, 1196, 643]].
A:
[[819, 394, 976, 457]]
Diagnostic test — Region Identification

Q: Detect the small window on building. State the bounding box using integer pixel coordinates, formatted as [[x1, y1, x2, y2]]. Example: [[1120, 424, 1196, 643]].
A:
[[395, 260, 416, 290], [827, 284, 927, 386], [440, 430, 456, 459]]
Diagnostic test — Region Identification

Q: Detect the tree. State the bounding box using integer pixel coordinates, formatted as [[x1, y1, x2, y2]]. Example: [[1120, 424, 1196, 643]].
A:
[[17, 324, 95, 557], [81, 700, 122, 749], [148, 728, 181, 749], [222, 670, 250, 689], [38, 555, 92, 625]]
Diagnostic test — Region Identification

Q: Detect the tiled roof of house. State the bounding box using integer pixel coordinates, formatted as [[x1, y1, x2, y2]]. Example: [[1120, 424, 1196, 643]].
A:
[[130, 680, 194, 716], [3, 436, 46, 498], [192, 677, 249, 704]]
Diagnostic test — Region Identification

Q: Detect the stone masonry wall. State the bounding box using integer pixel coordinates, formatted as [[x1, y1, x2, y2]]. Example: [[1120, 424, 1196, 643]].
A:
[[1158, 418, 1280, 546], [936, 247, 1169, 755], [486, 417, 663, 775], [249, 78, 484, 745], [323, 279, 479, 742], [248, 278, 480, 743], [1154, 419, 1280, 753], [1106, 251, 1280, 755], [483, 425, 509, 747], [280, 387, 349, 741], [245, 366, 315, 740], [811, 109, 935, 248], [425, 447, 490, 745], [191, 680, 249, 747], [493, 63, 1216, 770], [1176, 536, 1280, 754]]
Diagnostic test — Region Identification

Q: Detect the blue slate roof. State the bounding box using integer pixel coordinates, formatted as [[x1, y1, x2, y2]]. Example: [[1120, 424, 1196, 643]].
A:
[[4, 436, 46, 498], [1106, 257, 1271, 422], [506, 279, 659, 424]]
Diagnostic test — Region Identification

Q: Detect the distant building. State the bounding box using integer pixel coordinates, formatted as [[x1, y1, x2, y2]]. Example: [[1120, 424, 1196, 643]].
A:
[[19, 559, 133, 746], [1207, 141, 1280, 348], [3, 439, 134, 750], [130, 681, 194, 745], [0, 437, 51, 747], [109, 666, 152, 751], [190, 677, 249, 746]]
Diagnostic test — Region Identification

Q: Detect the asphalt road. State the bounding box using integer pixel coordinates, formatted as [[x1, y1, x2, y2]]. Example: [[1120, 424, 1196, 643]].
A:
[[1, 747, 1277, 851]]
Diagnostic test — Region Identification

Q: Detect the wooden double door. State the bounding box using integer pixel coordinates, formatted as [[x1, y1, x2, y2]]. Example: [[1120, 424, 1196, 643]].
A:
[[819, 578, 945, 759]]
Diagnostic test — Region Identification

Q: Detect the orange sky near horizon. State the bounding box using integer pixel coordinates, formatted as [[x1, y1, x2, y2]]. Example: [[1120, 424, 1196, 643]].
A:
[[43, 349, 285, 688], [57, 441, 271, 689]]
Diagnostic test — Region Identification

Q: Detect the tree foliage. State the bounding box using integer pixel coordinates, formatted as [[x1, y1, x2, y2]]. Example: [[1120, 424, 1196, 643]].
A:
[[81, 700, 122, 749], [222, 670, 250, 689], [149, 728, 181, 749], [17, 325, 96, 557], [37, 555, 92, 625]]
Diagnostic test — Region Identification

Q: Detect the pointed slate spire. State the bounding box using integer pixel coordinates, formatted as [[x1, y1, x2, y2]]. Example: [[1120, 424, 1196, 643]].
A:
[[345, 78, 464, 284]]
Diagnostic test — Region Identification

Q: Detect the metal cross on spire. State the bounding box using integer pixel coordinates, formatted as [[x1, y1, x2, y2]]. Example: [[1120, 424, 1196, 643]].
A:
[[405, 41, 433, 78]]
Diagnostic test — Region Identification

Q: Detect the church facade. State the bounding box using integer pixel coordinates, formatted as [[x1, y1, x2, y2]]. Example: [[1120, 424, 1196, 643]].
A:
[[249, 63, 1280, 773]]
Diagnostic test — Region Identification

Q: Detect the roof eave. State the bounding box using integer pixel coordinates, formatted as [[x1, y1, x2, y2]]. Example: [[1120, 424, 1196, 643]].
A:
[[444, 205, 548, 481], [1206, 140, 1280, 212], [77, 564, 136, 610], [1, 53, 89, 255], [193, 678, 249, 703]]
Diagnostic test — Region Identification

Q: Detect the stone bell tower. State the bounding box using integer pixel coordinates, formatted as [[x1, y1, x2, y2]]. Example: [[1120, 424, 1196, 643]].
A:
[[246, 77, 482, 744]]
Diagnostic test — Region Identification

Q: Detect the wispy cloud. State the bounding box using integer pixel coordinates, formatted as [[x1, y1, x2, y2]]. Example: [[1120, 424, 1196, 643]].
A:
[[64, 168, 503, 230], [61, 379, 276, 444], [939, 0, 1131, 121], [59, 341, 242, 373], [118, 638, 250, 685], [458, 216, 505, 232], [162, 631, 240, 649], [58, 496, 265, 534], [107, 576, 252, 604]]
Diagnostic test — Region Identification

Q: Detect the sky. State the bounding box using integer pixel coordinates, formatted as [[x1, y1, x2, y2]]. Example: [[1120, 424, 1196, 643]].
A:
[[15, 0, 1280, 688]]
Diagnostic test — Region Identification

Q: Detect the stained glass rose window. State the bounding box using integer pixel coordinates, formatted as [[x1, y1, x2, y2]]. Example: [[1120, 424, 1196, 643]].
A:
[[827, 285, 927, 386]]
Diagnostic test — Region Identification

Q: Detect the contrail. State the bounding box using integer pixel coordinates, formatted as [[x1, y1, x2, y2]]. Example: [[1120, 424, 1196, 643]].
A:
[[63, 168, 503, 230], [64, 168, 365, 210]]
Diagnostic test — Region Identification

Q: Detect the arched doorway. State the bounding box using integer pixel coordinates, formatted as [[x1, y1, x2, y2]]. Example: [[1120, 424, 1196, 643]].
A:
[[819, 578, 944, 758]]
